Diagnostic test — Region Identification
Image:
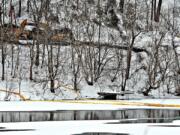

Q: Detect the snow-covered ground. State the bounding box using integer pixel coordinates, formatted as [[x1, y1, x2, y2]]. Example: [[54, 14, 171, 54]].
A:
[[0, 100, 180, 135], [1, 120, 180, 135]]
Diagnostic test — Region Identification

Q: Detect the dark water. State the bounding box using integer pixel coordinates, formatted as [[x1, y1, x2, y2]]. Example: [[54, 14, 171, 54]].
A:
[[0, 109, 180, 123], [0, 127, 35, 132]]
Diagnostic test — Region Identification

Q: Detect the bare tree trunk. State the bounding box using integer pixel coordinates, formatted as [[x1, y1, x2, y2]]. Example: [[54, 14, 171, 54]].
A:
[[97, 0, 102, 82], [44, 0, 50, 20], [48, 45, 55, 93], [13, 46, 20, 78], [71, 48, 80, 91], [41, 44, 45, 68], [2, 0, 5, 24], [29, 45, 34, 80], [76, 0, 79, 9], [122, 29, 141, 92], [155, 0, 162, 22], [50, 79, 55, 93], [152, 0, 162, 22], [151, 0, 154, 21], [35, 44, 39, 66], [1, 46, 5, 80], [119, 0, 124, 13], [27, 0, 30, 13], [111, 50, 123, 82], [153, 0, 156, 21], [11, 45, 14, 76], [0, 6, 2, 25], [18, 0, 22, 17]]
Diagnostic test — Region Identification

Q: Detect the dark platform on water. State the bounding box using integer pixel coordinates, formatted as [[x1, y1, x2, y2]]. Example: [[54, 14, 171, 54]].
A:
[[97, 91, 134, 100]]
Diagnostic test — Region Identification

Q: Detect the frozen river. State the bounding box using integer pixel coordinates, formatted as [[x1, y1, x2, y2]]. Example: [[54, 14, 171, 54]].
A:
[[0, 109, 180, 123], [0, 100, 180, 135]]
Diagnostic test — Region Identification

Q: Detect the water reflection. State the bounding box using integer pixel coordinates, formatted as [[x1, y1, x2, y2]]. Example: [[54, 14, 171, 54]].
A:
[[0, 109, 180, 123]]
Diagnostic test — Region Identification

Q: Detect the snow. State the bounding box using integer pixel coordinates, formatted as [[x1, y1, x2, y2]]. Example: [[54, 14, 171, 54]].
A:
[[162, 0, 175, 9], [24, 25, 35, 31], [1, 119, 180, 135], [19, 40, 34, 45], [0, 101, 121, 111], [0, 99, 180, 112]]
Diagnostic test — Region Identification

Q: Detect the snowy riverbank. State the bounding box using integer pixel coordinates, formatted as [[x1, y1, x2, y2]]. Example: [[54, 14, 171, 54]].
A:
[[1, 99, 180, 111]]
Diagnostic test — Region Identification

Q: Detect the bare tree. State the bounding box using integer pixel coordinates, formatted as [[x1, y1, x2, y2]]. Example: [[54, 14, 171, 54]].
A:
[[71, 47, 81, 91], [143, 33, 165, 96]]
